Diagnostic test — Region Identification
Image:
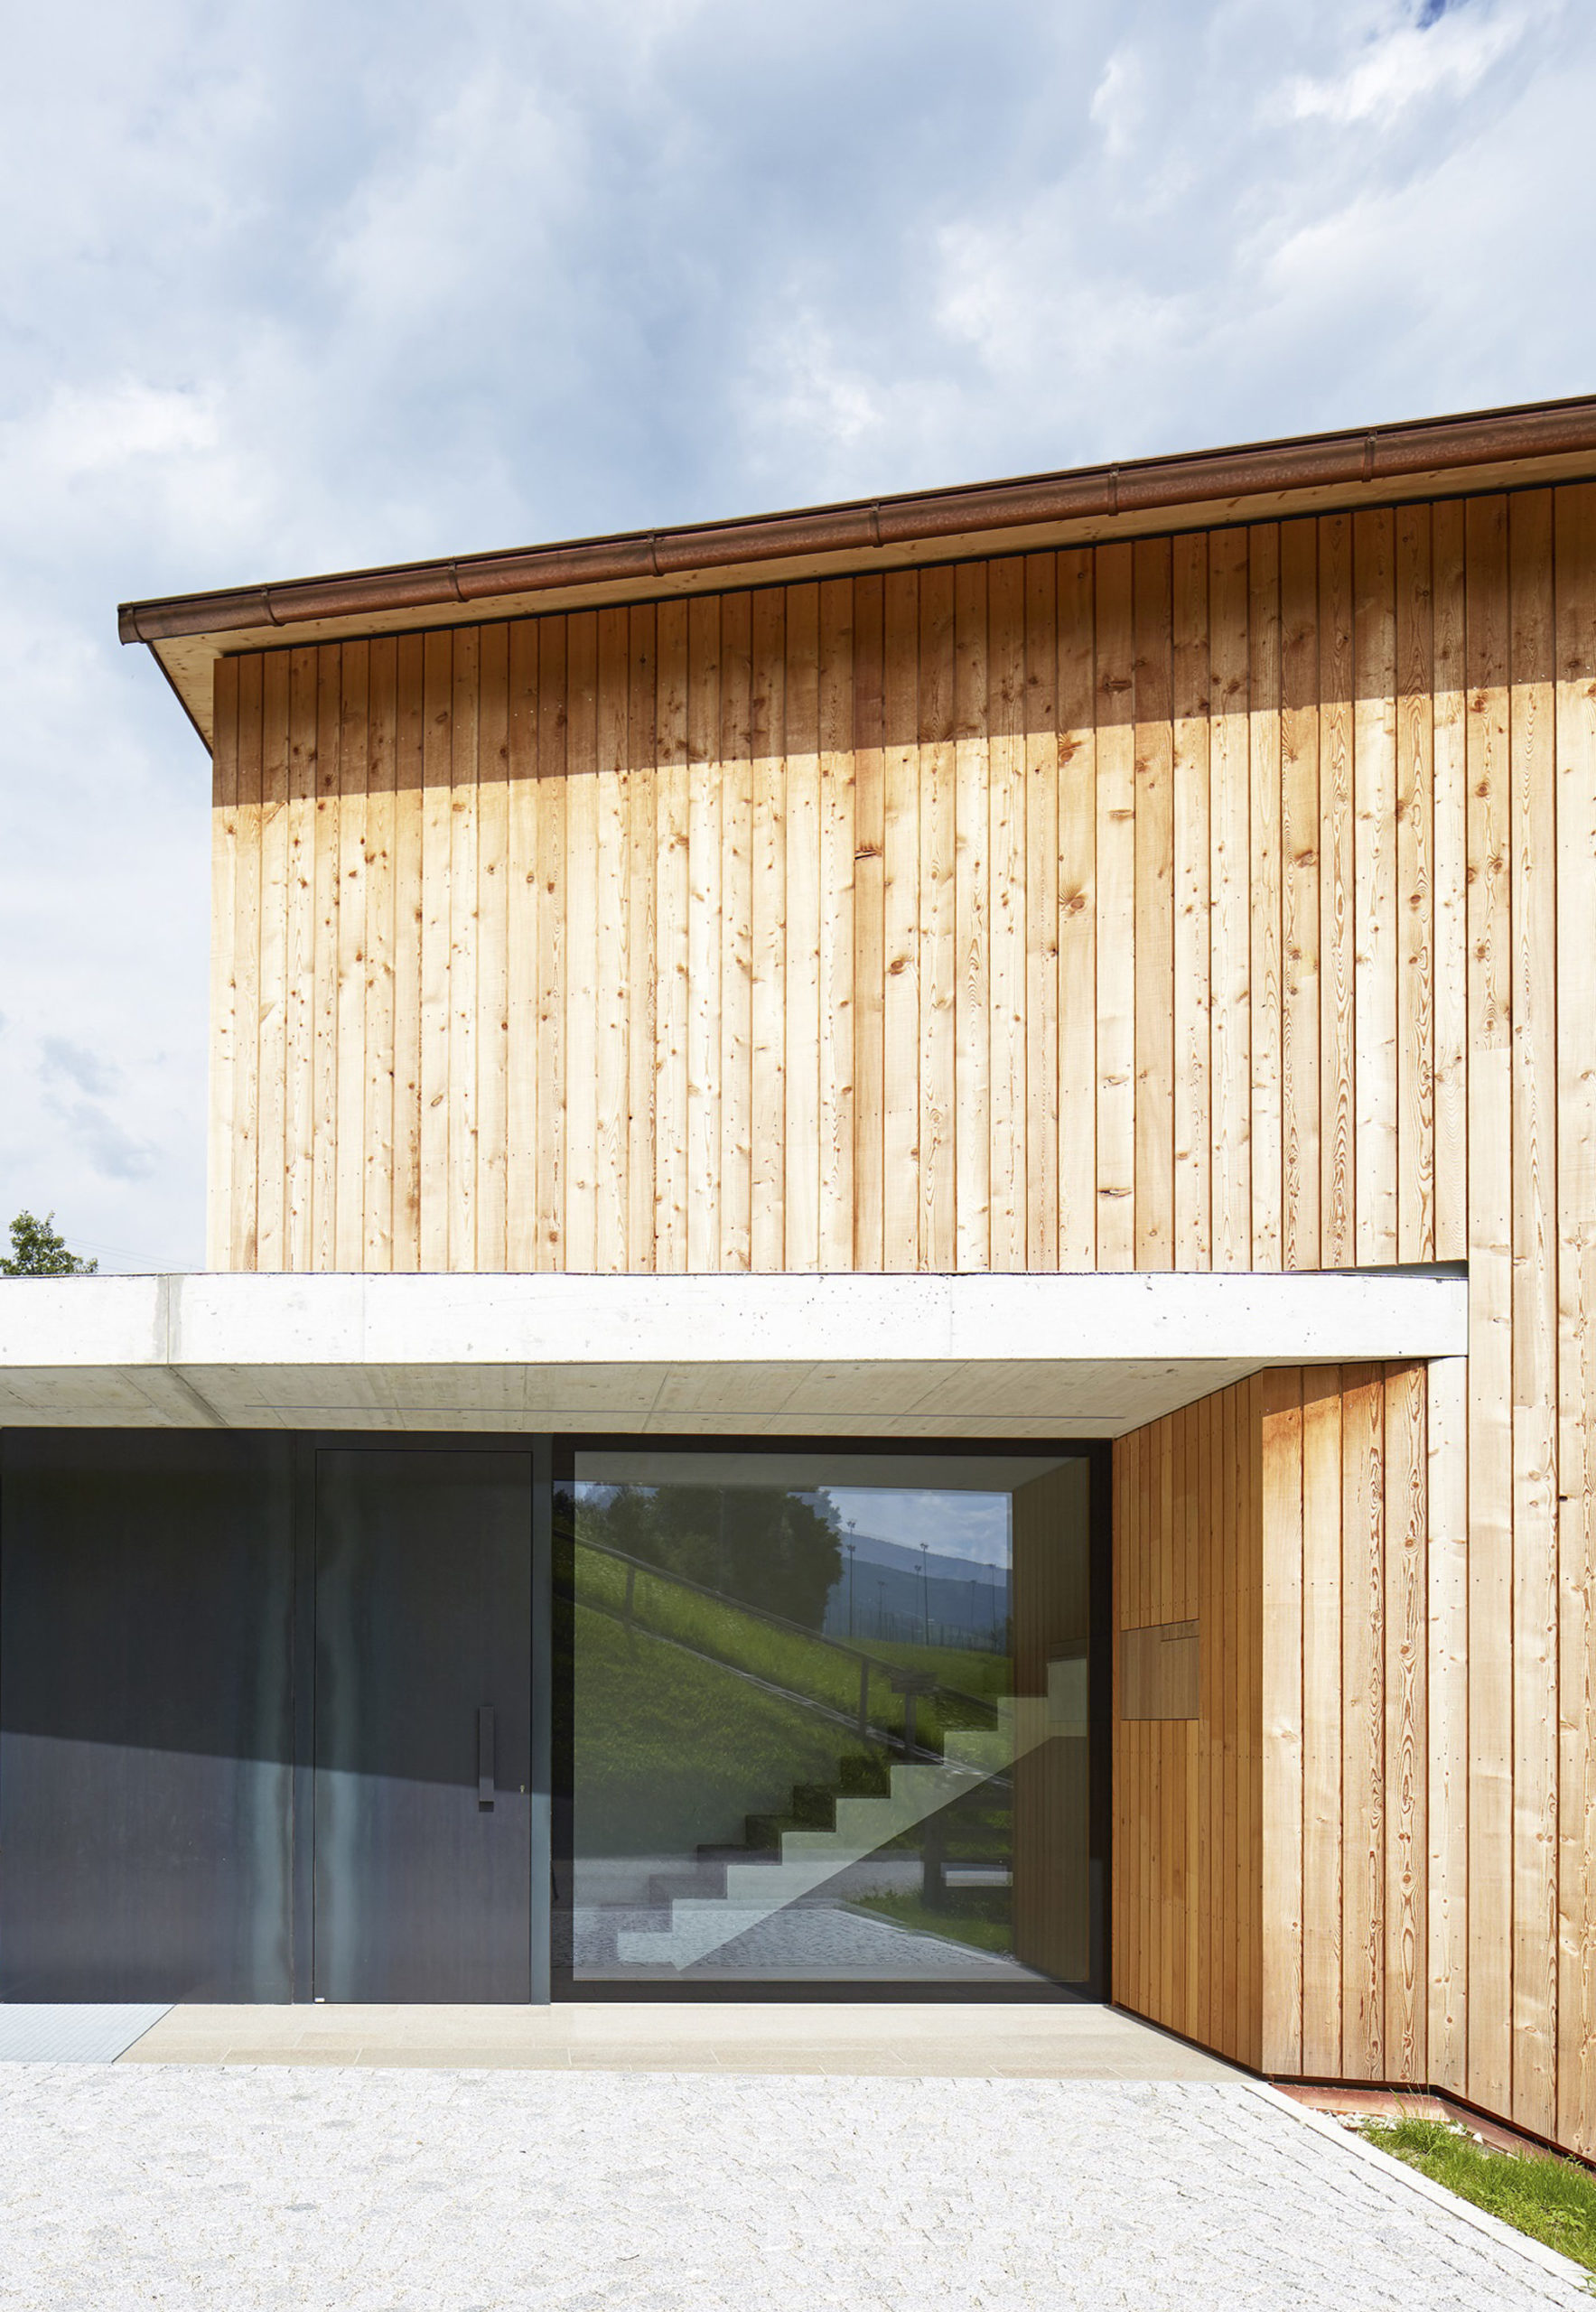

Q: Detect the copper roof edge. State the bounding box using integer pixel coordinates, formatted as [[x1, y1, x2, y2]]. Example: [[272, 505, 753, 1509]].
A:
[[117, 391, 1596, 648]]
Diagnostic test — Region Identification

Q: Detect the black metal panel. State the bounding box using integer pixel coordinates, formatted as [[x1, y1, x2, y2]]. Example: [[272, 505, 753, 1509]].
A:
[[0, 1431, 294, 2001], [313, 1449, 533, 2002]]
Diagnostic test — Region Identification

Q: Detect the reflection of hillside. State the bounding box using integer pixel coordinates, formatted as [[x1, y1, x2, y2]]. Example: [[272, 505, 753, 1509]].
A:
[[823, 1532, 1011, 1652]]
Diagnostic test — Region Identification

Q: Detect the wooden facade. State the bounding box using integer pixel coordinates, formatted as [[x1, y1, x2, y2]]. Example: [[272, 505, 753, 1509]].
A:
[[1112, 1365, 1428, 2086], [201, 478, 1596, 2158]]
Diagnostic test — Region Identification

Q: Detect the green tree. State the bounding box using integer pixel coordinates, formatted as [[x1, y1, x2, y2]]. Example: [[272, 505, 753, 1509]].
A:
[[0, 1211, 98, 1275]]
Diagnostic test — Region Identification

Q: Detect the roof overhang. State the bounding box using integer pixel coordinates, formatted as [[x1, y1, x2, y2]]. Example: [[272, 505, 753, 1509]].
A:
[[118, 393, 1596, 750], [0, 1266, 1467, 1439]]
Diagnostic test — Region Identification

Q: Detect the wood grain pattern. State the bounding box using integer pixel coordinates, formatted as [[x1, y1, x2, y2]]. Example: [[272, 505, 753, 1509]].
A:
[[1465, 495, 1513, 2122], [1555, 483, 1596, 2157], [206, 496, 1596, 2154]]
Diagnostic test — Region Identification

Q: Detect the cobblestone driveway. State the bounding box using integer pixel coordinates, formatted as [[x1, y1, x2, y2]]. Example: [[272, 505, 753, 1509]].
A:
[[0, 2066, 1584, 2310]]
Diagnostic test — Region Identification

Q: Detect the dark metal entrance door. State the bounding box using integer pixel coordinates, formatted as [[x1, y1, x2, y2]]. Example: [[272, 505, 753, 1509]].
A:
[[313, 1449, 534, 2002]]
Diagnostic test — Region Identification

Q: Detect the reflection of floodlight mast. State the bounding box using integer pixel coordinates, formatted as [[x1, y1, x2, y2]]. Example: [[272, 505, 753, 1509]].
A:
[[845, 1527, 856, 1639], [919, 1541, 929, 1645], [875, 1575, 886, 1640]]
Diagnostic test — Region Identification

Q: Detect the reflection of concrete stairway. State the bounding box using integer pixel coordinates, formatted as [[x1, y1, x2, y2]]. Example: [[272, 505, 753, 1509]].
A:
[[614, 1697, 1053, 1971]]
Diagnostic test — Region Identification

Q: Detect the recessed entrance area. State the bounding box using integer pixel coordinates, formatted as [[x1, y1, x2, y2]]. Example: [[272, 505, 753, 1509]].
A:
[[0, 1427, 1106, 2004]]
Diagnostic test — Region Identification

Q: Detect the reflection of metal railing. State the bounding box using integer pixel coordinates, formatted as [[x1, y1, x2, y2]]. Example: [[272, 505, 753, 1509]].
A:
[[575, 1531, 1000, 1757]]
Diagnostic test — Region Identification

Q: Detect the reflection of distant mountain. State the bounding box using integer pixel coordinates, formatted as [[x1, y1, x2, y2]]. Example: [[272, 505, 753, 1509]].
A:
[[823, 1530, 1010, 1652]]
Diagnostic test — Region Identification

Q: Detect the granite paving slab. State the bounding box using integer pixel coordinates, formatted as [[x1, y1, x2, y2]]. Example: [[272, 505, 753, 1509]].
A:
[[0, 2064, 1585, 2309]]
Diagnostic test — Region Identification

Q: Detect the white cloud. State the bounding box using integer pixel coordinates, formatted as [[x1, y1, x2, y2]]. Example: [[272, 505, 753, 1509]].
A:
[[1282, 1, 1547, 126], [0, 0, 1592, 1266]]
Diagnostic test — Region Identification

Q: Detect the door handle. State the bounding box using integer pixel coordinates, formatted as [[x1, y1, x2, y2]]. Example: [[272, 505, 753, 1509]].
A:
[[478, 1705, 495, 1810]]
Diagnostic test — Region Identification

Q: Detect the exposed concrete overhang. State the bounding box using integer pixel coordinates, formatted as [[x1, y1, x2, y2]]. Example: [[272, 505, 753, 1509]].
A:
[[0, 1267, 1467, 1439], [117, 393, 1596, 749]]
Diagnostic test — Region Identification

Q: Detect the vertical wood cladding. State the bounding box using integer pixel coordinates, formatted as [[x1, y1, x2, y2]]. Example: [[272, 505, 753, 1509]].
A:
[[210, 486, 1596, 2158], [209, 505, 1507, 1282], [1113, 1365, 1428, 2085]]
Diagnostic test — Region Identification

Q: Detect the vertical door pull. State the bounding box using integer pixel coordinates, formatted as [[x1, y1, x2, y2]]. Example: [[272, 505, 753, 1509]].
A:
[[478, 1705, 495, 1810]]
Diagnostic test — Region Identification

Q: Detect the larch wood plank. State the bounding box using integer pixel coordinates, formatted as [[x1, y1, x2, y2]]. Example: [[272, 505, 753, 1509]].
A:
[[1302, 1366, 1343, 2077], [630, 604, 663, 1272], [1465, 494, 1514, 2121], [987, 558, 1026, 1271], [1133, 537, 1175, 1268], [446, 629, 480, 1272], [653, 601, 689, 1273], [593, 608, 630, 1272], [1279, 520, 1321, 1272], [285, 646, 319, 1271], [852, 574, 885, 1273], [1208, 530, 1251, 1272], [1159, 1417, 1177, 2028], [1198, 1388, 1216, 2052], [1353, 510, 1398, 1264], [784, 583, 822, 1272], [1057, 548, 1097, 1267], [882, 573, 920, 1271], [1432, 501, 1469, 1263], [1242, 1378, 1260, 2063], [534, 619, 569, 1271], [1427, 1353, 1470, 2095], [1219, 1382, 1238, 2056], [333, 641, 369, 1270], [506, 620, 540, 1272], [1341, 1363, 1386, 2080], [1508, 487, 1558, 2140], [1248, 527, 1283, 1271], [230, 654, 264, 1271], [1139, 1426, 1153, 2020], [390, 636, 425, 1271], [687, 594, 723, 1273], [417, 633, 453, 1272], [718, 593, 754, 1272], [1171, 535, 1211, 1270], [312, 648, 342, 1272], [257, 648, 292, 1269], [1261, 1366, 1305, 2074], [919, 567, 957, 1271], [207, 657, 240, 1271], [817, 577, 856, 1272], [1095, 543, 1136, 1270], [1319, 516, 1357, 1267], [1180, 1387, 1193, 2025], [1555, 481, 1596, 2158], [1023, 555, 1059, 1271], [1385, 1361, 1428, 2085], [564, 613, 600, 1272], [475, 621, 509, 1273], [362, 640, 397, 1272], [751, 589, 787, 1270], [954, 562, 991, 1270], [1395, 508, 1436, 1263]]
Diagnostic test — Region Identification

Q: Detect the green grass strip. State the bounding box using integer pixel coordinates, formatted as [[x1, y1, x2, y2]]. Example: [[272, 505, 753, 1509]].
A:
[[1362, 2112, 1596, 2278]]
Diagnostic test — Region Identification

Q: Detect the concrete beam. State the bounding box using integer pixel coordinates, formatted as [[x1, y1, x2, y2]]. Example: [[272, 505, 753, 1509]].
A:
[[0, 1265, 1467, 1438]]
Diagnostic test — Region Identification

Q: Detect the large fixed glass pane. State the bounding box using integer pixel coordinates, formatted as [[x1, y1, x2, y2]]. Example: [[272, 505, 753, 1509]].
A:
[[560, 1448, 1093, 1989]]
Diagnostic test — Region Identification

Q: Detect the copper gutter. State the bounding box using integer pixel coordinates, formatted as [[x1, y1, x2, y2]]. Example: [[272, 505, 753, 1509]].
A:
[[118, 393, 1596, 648]]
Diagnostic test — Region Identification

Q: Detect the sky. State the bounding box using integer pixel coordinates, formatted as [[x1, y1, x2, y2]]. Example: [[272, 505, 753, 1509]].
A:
[[0, 0, 1590, 1271]]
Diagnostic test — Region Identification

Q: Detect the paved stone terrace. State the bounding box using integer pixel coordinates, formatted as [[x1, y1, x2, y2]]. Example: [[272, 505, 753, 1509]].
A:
[[0, 2066, 1586, 2310]]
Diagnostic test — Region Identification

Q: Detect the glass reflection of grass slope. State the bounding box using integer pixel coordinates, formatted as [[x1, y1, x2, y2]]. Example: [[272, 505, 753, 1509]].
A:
[[574, 1541, 1003, 1753], [573, 1538, 1017, 1962], [574, 1599, 853, 1857]]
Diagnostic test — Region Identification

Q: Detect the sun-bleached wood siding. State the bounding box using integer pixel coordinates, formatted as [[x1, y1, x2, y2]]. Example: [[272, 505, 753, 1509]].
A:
[[210, 517, 1484, 1281], [208, 485, 1596, 2160]]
